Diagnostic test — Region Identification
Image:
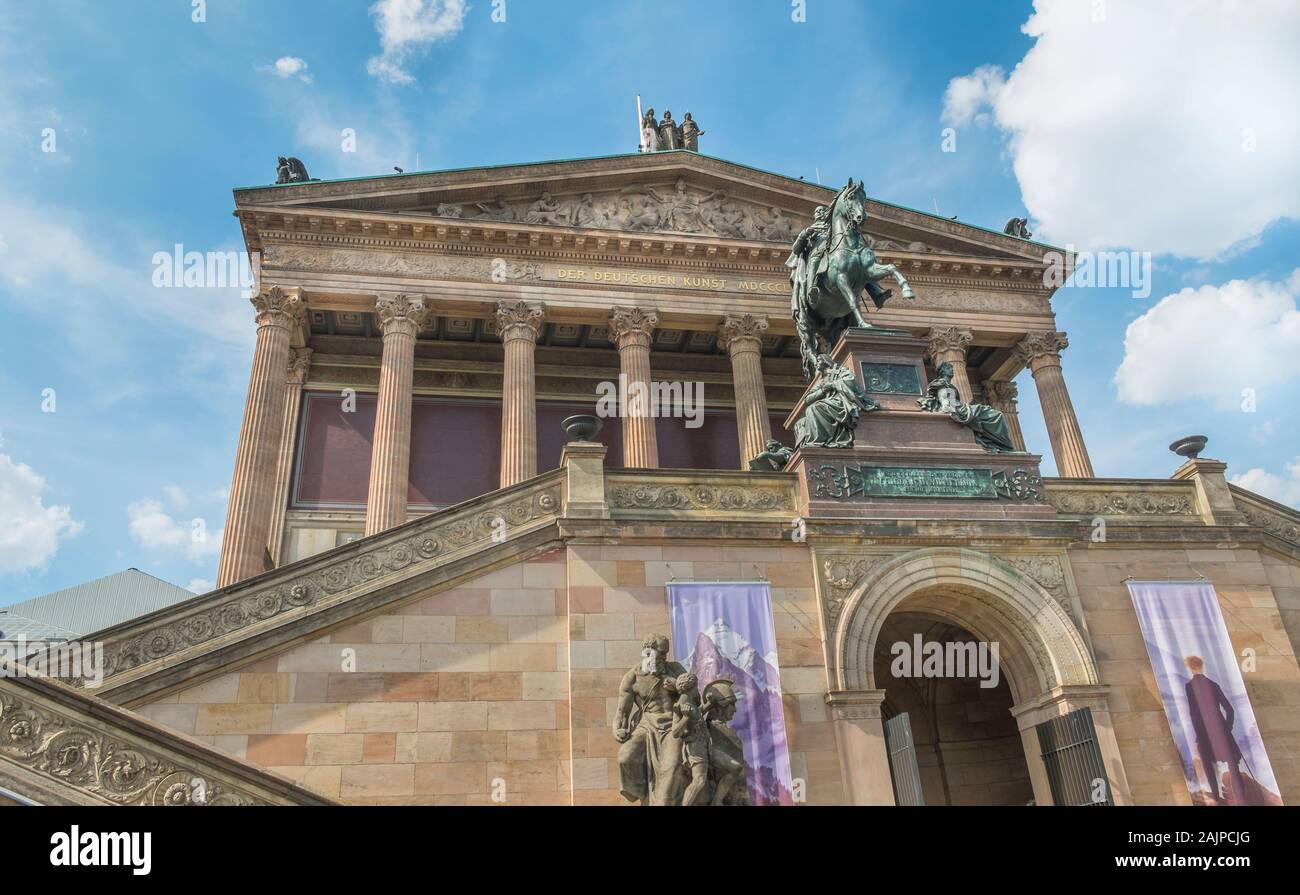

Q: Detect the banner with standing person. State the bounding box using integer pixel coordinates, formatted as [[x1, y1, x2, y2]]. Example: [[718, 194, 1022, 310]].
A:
[[1126, 580, 1282, 805], [667, 582, 794, 805]]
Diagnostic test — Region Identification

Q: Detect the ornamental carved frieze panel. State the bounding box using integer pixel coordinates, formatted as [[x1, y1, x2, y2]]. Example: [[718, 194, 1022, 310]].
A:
[[607, 482, 793, 513], [0, 688, 270, 806], [1047, 487, 1196, 517], [262, 245, 543, 282], [1237, 499, 1300, 549], [63, 483, 562, 690]]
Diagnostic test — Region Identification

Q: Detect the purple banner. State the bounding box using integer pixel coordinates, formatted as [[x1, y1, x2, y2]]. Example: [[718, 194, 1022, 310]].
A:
[[667, 582, 794, 805], [1127, 580, 1282, 806]]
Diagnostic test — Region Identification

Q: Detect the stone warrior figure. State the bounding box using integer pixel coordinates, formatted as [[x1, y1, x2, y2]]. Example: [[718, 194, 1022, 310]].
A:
[[275, 156, 316, 184], [658, 110, 682, 151], [748, 439, 794, 471], [681, 112, 704, 151], [641, 107, 660, 151], [614, 633, 689, 805], [1003, 217, 1032, 239], [793, 355, 879, 449], [614, 634, 750, 805], [917, 362, 1016, 452]]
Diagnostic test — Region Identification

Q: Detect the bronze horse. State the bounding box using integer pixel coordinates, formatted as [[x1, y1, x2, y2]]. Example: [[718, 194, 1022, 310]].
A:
[[791, 179, 914, 379]]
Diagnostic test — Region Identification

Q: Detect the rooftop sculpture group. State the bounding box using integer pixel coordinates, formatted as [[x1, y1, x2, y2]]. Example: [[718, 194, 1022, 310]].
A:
[[640, 107, 704, 152]]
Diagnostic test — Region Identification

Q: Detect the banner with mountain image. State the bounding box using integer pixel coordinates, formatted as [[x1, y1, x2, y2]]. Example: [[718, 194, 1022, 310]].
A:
[[1127, 580, 1282, 806], [667, 581, 794, 805]]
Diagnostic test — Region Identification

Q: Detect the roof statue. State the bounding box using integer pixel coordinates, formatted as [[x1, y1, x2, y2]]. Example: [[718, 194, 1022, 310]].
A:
[[640, 104, 704, 153], [275, 156, 318, 184]]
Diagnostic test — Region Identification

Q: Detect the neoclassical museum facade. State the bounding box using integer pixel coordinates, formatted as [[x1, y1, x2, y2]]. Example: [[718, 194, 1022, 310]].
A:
[[3, 150, 1300, 807]]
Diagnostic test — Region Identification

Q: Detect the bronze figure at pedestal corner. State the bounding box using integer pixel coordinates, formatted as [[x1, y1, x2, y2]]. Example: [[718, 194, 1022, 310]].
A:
[[792, 355, 880, 449], [787, 179, 916, 381], [748, 439, 794, 471], [918, 362, 1017, 453], [613, 633, 750, 806]]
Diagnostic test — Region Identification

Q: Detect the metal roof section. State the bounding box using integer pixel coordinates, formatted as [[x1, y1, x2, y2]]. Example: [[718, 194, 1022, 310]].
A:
[[0, 569, 194, 641]]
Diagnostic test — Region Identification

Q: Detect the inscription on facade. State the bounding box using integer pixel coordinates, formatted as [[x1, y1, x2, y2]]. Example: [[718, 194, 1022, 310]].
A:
[[809, 464, 1043, 501], [550, 266, 786, 295]]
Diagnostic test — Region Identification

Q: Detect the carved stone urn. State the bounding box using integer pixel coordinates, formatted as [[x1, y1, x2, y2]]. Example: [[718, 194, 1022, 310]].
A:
[[1169, 435, 1208, 459], [562, 414, 603, 442]]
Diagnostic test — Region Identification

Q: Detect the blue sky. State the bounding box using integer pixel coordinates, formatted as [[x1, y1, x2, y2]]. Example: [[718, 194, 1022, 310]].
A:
[[1, 0, 1297, 602]]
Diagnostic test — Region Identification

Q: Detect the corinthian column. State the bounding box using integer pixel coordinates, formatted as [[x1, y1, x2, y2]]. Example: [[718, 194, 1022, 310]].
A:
[[217, 286, 306, 588], [927, 326, 974, 402], [1015, 331, 1094, 478], [718, 314, 771, 468], [365, 293, 430, 536], [608, 307, 660, 468], [983, 379, 1026, 451], [267, 348, 313, 566], [497, 300, 545, 488]]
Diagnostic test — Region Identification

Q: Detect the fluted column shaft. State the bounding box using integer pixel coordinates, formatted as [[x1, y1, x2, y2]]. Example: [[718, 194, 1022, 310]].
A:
[[1016, 331, 1094, 478], [217, 287, 305, 587], [927, 326, 974, 402], [719, 314, 771, 467], [497, 301, 545, 487], [984, 380, 1026, 452], [609, 307, 660, 469], [365, 294, 429, 536], [267, 348, 313, 565]]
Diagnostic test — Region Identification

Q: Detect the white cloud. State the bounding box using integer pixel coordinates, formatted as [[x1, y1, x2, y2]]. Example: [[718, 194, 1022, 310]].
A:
[[367, 0, 467, 85], [186, 578, 214, 595], [262, 56, 313, 84], [0, 445, 83, 574], [941, 65, 1004, 128], [127, 498, 222, 562], [1114, 270, 1300, 407], [1231, 459, 1300, 508], [943, 0, 1300, 258]]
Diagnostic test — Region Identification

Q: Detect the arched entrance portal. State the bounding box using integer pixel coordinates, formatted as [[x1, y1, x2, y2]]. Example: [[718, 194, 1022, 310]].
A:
[[823, 547, 1132, 806], [875, 612, 1033, 805]]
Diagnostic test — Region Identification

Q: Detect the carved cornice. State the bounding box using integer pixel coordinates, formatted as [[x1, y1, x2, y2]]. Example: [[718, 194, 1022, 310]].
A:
[[926, 325, 973, 360], [251, 286, 306, 330], [608, 307, 659, 347], [1014, 330, 1069, 367], [374, 293, 430, 337], [495, 300, 545, 343], [717, 313, 769, 354], [0, 676, 332, 805], [1232, 488, 1300, 550]]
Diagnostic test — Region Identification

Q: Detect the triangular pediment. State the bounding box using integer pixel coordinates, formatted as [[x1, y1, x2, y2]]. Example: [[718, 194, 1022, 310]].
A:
[[234, 151, 1048, 263]]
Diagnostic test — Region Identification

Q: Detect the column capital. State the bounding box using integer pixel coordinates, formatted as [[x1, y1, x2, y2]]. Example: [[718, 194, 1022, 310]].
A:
[[926, 325, 972, 359], [608, 306, 659, 348], [251, 286, 306, 330], [717, 313, 769, 355], [1014, 330, 1069, 369], [287, 347, 314, 385], [375, 293, 430, 338], [985, 378, 1019, 403], [495, 300, 545, 343], [824, 688, 887, 721]]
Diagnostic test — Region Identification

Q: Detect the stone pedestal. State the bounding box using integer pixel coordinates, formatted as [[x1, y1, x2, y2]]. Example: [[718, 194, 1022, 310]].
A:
[[784, 328, 1054, 521]]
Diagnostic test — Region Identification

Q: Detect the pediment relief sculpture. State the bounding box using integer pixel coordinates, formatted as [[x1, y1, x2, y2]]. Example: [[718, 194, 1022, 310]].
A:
[[426, 178, 805, 243]]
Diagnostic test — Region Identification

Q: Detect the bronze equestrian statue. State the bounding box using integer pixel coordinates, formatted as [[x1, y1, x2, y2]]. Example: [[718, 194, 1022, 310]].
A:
[[787, 178, 914, 380]]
